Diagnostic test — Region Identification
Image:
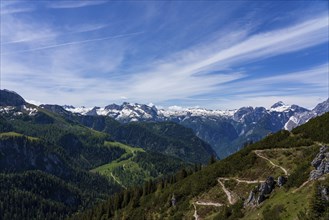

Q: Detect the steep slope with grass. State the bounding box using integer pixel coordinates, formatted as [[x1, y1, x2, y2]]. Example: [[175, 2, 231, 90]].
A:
[[91, 141, 187, 187], [75, 112, 329, 220]]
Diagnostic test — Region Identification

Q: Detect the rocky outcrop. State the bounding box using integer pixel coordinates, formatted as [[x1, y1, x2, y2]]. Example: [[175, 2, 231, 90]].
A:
[[245, 188, 257, 207], [257, 176, 275, 203], [244, 176, 276, 207], [277, 176, 287, 187], [319, 186, 329, 201], [309, 146, 329, 180]]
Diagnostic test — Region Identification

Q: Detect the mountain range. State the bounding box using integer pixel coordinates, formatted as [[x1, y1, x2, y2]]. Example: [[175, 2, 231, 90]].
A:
[[63, 97, 329, 158], [2, 89, 328, 159]]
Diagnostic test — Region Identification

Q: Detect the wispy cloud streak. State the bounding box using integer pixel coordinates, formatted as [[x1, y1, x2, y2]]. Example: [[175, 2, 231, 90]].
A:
[[183, 14, 328, 72], [47, 1, 107, 9], [1, 32, 143, 55], [110, 14, 328, 102], [0, 1, 35, 15]]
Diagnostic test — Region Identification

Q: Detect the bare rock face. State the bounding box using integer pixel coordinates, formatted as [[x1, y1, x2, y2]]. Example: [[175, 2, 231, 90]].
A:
[[244, 176, 276, 207], [257, 176, 275, 204], [310, 146, 329, 180], [0, 89, 26, 106], [245, 189, 256, 206]]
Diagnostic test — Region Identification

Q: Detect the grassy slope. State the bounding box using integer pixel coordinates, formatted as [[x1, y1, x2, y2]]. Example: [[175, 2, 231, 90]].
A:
[[92, 141, 188, 187], [103, 121, 215, 164], [91, 142, 146, 187], [0, 131, 39, 141], [242, 182, 313, 220]]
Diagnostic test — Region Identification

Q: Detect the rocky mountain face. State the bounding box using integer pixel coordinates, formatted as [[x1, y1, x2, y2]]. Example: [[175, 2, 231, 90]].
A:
[[310, 146, 329, 180], [284, 98, 329, 130], [0, 89, 26, 106], [63, 100, 328, 158]]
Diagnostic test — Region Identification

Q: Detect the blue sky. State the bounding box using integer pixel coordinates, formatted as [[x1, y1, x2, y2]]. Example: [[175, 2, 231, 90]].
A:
[[1, 1, 328, 109]]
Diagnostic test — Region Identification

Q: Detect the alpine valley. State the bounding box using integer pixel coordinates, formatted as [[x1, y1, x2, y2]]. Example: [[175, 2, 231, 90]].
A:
[[1, 89, 329, 220]]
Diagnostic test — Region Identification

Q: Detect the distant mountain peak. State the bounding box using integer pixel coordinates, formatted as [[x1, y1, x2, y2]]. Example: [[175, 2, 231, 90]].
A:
[[271, 101, 286, 109], [0, 89, 26, 106], [62, 105, 75, 109], [269, 101, 293, 113], [313, 98, 329, 115]]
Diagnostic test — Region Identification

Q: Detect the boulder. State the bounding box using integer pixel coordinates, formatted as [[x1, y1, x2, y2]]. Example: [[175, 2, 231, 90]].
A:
[[244, 188, 258, 207], [259, 176, 275, 193], [277, 176, 287, 187], [244, 176, 276, 207], [320, 186, 329, 201]]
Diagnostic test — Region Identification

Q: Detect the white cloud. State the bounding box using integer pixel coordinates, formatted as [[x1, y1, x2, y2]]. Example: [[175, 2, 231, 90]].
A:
[[0, 15, 58, 45], [187, 14, 328, 71], [247, 64, 328, 87], [107, 14, 328, 103], [214, 63, 328, 95], [0, 1, 35, 15], [200, 63, 329, 109], [1, 32, 143, 55], [47, 1, 107, 9], [63, 23, 108, 33]]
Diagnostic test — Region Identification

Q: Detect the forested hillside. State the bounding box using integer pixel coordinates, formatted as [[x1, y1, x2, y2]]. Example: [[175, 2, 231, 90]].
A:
[[41, 105, 217, 164], [0, 90, 211, 219]]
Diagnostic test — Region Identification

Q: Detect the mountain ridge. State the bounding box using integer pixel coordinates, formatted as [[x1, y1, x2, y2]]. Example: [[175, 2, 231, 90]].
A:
[[62, 98, 329, 158], [2, 89, 328, 158]]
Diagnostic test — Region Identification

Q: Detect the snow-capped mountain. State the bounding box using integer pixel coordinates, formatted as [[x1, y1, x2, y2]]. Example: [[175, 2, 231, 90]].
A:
[[284, 98, 329, 130], [62, 100, 320, 157], [63, 103, 237, 121], [63, 100, 308, 125], [0, 89, 38, 116], [3, 89, 328, 158]]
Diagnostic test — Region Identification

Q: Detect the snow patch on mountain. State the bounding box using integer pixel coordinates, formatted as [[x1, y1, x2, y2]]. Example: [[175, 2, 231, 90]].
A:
[[0, 104, 38, 116], [270, 101, 292, 112], [284, 98, 329, 130], [23, 105, 38, 116], [63, 105, 92, 115], [159, 107, 236, 118], [64, 103, 237, 120]]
